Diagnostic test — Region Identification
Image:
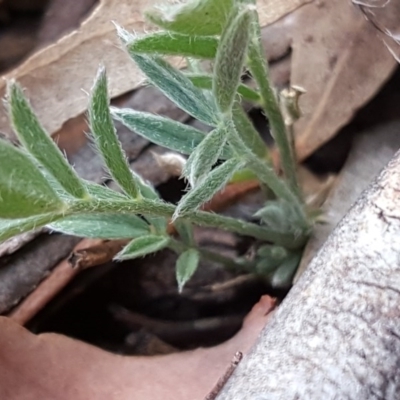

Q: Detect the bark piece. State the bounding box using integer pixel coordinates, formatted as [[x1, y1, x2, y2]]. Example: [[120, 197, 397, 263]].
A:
[[217, 151, 400, 399], [0, 234, 80, 314], [296, 119, 400, 280]]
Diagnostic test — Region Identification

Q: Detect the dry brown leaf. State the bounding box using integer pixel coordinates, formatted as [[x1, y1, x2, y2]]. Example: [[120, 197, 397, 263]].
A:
[[354, 0, 400, 61], [290, 0, 397, 161], [0, 0, 310, 139], [0, 295, 275, 400]]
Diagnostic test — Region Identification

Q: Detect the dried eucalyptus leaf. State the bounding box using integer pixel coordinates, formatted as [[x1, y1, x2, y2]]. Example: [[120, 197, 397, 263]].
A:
[[49, 213, 149, 239], [0, 140, 64, 218], [176, 248, 200, 292], [145, 0, 234, 36], [213, 6, 251, 113], [128, 32, 218, 59], [8, 82, 88, 200], [174, 158, 243, 218], [89, 67, 141, 199], [128, 54, 218, 125], [115, 235, 170, 260]]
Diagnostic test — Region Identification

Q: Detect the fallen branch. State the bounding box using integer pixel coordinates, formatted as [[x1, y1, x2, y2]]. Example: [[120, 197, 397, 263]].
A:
[[217, 149, 400, 399]]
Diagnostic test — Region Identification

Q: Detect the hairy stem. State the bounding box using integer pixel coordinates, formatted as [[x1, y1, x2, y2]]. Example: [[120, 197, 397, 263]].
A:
[[247, 11, 301, 199], [67, 199, 307, 249], [168, 238, 253, 271]]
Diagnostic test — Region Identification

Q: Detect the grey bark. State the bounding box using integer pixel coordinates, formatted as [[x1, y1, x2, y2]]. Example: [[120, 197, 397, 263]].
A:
[[217, 150, 400, 399]]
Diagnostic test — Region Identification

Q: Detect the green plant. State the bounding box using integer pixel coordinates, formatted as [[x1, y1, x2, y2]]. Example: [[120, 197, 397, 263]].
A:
[[0, 0, 315, 290]]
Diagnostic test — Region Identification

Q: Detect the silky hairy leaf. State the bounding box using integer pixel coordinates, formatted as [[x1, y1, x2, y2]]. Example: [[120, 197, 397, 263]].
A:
[[8, 82, 88, 200], [112, 107, 233, 159], [174, 219, 194, 246], [146, 0, 234, 36], [270, 251, 302, 288], [187, 74, 261, 103], [49, 213, 149, 239], [174, 158, 243, 218], [128, 54, 218, 125], [0, 213, 62, 242], [89, 67, 141, 198], [0, 140, 64, 218], [111, 107, 205, 155], [116, 235, 170, 260], [257, 244, 288, 260], [255, 200, 301, 233], [176, 248, 200, 292], [184, 125, 227, 186], [232, 102, 268, 159], [255, 245, 288, 274], [213, 6, 252, 113], [128, 32, 218, 59], [84, 182, 128, 201]]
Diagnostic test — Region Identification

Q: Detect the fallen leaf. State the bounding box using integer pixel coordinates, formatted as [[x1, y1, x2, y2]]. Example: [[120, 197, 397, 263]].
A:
[[289, 0, 397, 161], [353, 0, 400, 61], [0, 0, 310, 139], [0, 295, 275, 400]]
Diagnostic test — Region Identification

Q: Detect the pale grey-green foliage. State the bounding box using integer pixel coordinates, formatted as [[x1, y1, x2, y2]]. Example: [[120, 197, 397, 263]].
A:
[[145, 0, 234, 36], [174, 158, 244, 218], [213, 5, 251, 113], [187, 74, 261, 103], [255, 200, 303, 233], [8, 82, 88, 200], [270, 251, 301, 288], [89, 67, 141, 199], [0, 140, 64, 218], [49, 213, 150, 239], [246, 7, 300, 198], [128, 54, 219, 126], [184, 124, 227, 186], [0, 214, 62, 242], [0, 0, 312, 289], [231, 101, 267, 158], [176, 248, 200, 292], [111, 107, 208, 155], [128, 31, 218, 59], [174, 219, 195, 246], [116, 235, 170, 260]]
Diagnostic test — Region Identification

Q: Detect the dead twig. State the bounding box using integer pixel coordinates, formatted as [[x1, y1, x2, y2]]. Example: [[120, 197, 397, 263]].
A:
[[204, 351, 243, 400], [8, 238, 103, 325]]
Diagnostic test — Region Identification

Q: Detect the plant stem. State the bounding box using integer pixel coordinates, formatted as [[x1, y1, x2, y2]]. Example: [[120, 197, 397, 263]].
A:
[[67, 198, 307, 249], [247, 10, 301, 200], [168, 237, 254, 271], [224, 117, 309, 229]]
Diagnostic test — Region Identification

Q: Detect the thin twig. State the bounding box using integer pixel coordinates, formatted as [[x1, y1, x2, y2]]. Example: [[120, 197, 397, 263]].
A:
[[204, 351, 243, 400], [8, 238, 103, 325]]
